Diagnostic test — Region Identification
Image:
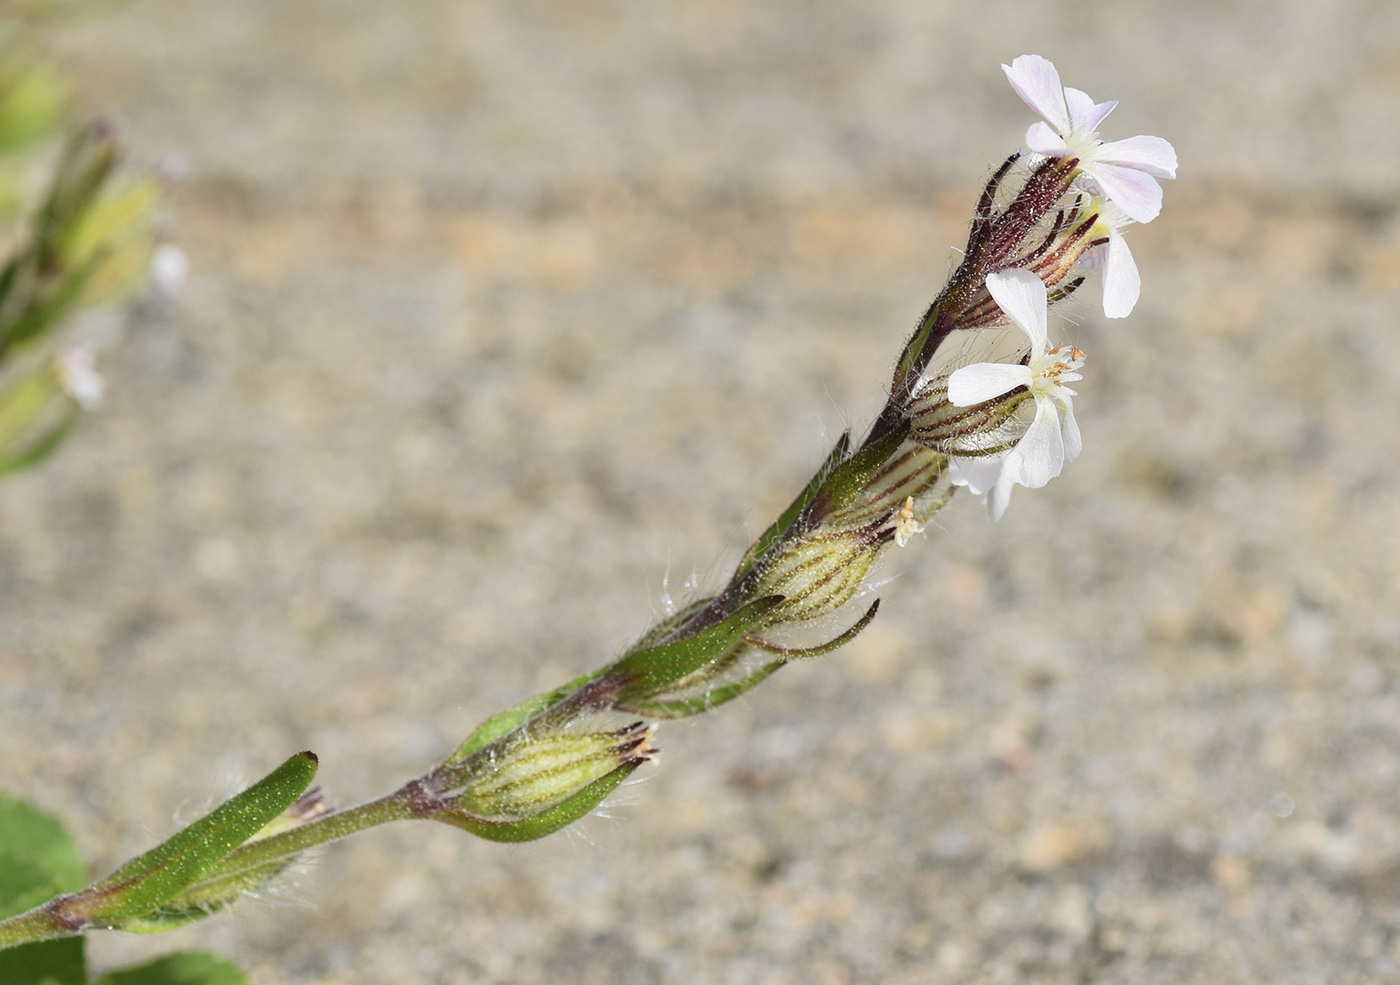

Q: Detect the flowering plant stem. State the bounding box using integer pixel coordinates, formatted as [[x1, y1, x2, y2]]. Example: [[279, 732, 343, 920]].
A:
[[0, 54, 1175, 954]]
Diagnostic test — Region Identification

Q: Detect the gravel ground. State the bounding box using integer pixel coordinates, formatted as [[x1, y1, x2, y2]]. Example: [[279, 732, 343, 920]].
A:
[[4, 1, 1400, 982]]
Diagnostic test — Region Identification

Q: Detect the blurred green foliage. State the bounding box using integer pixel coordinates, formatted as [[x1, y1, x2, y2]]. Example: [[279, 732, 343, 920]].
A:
[[0, 794, 249, 985]]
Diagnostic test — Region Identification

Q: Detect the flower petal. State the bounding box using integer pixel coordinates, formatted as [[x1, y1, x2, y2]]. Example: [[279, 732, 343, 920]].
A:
[[1097, 134, 1177, 179], [948, 453, 1005, 495], [984, 269, 1048, 353], [1026, 121, 1070, 156], [1002, 55, 1069, 133], [986, 472, 1014, 522], [947, 362, 1030, 406], [1063, 87, 1117, 131], [1101, 229, 1140, 319], [1005, 398, 1064, 488], [1085, 161, 1163, 223], [1059, 399, 1082, 465]]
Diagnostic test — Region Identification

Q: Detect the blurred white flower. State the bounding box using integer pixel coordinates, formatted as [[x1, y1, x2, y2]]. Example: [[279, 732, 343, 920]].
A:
[[1004, 54, 1177, 224], [151, 243, 189, 296], [946, 269, 1084, 520], [56, 346, 104, 409]]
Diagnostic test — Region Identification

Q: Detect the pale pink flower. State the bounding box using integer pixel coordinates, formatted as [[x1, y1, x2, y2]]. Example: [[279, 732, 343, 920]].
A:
[[1004, 54, 1176, 224]]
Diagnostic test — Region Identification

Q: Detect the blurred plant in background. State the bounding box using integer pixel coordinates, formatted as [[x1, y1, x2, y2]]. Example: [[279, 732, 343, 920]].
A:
[[0, 7, 179, 478], [0, 6, 222, 983]]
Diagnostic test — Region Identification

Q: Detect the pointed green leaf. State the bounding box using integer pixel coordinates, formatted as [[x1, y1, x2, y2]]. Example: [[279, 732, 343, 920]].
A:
[[610, 596, 783, 703], [432, 761, 640, 843], [79, 753, 317, 927], [94, 951, 246, 985]]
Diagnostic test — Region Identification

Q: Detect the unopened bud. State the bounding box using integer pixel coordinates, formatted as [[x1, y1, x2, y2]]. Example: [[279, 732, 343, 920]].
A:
[[752, 526, 882, 625], [446, 722, 653, 822]]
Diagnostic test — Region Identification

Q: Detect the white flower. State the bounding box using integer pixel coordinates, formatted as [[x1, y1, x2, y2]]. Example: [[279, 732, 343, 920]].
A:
[[151, 243, 189, 297], [946, 270, 1084, 521], [1077, 197, 1140, 319], [55, 346, 104, 410], [1003, 54, 1177, 224]]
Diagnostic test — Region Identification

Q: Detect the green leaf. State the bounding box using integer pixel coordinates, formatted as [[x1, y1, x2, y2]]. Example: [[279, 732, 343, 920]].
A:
[[0, 795, 86, 915], [433, 761, 640, 843], [0, 937, 85, 985], [610, 596, 783, 705], [94, 951, 246, 985], [79, 753, 317, 927], [0, 796, 88, 983]]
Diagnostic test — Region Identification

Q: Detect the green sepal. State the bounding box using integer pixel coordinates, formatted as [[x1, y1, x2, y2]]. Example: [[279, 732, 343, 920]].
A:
[[742, 599, 880, 659], [446, 668, 608, 765], [733, 432, 850, 582], [621, 657, 787, 719], [113, 855, 293, 934], [78, 753, 317, 928], [610, 595, 783, 704], [814, 425, 909, 518], [93, 951, 247, 985], [431, 760, 640, 844]]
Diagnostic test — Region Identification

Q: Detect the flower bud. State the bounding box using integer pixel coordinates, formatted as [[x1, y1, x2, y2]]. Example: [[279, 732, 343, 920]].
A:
[[445, 722, 653, 822], [751, 526, 882, 625]]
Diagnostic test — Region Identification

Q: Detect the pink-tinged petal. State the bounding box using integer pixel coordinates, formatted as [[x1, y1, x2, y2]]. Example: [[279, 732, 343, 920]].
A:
[[1005, 400, 1064, 488], [1064, 88, 1117, 131], [1059, 400, 1082, 464], [1025, 121, 1070, 156], [1102, 230, 1140, 318], [1002, 55, 1070, 133], [985, 269, 1048, 352], [1086, 162, 1163, 223], [1097, 134, 1177, 178], [947, 362, 1031, 406], [948, 454, 1005, 496]]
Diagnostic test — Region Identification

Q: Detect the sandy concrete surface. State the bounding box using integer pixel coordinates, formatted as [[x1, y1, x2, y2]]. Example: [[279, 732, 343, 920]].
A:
[[3, 1, 1400, 982]]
